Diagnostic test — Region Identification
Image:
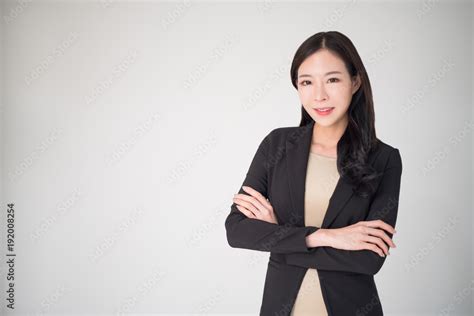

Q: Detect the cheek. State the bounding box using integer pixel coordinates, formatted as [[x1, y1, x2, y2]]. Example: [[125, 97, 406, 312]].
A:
[[328, 84, 351, 95], [297, 88, 312, 103], [329, 86, 353, 102], [298, 92, 311, 110]]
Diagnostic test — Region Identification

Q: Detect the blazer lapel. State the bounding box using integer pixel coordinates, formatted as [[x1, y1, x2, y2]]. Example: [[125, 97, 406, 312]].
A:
[[285, 120, 355, 229]]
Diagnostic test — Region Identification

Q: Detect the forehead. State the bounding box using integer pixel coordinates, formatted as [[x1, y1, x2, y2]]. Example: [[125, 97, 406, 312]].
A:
[[298, 49, 347, 76]]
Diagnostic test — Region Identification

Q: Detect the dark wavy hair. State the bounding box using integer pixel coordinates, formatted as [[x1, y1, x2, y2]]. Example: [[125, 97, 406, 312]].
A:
[[290, 31, 381, 198]]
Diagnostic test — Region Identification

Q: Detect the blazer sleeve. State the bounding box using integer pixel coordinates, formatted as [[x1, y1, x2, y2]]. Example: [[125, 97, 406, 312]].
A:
[[224, 132, 319, 254], [284, 148, 403, 275]]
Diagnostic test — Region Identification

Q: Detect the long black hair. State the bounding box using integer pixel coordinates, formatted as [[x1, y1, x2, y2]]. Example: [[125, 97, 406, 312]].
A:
[[290, 31, 381, 198]]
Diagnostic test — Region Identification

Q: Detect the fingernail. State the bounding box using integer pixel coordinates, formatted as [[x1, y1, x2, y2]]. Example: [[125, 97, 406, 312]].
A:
[[380, 253, 385, 257]]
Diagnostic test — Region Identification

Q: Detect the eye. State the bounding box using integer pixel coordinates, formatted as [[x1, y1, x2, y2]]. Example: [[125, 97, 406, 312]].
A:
[[299, 80, 311, 86], [328, 78, 340, 83]]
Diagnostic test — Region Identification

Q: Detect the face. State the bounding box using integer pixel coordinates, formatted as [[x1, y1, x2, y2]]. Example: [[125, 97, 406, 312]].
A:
[[296, 49, 361, 127]]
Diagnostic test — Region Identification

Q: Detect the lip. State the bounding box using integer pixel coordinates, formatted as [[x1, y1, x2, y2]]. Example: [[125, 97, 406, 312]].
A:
[[314, 107, 334, 116]]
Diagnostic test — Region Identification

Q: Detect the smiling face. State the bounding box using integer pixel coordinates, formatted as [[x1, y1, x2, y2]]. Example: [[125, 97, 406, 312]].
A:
[[296, 49, 361, 128]]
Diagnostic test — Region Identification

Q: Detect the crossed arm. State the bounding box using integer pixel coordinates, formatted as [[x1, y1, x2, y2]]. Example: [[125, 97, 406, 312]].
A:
[[224, 133, 403, 275]]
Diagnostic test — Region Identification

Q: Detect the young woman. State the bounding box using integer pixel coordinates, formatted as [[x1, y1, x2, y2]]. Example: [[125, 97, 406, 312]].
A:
[[225, 31, 403, 316]]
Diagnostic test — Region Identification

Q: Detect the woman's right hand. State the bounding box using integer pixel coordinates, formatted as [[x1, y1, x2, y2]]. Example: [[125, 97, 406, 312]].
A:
[[325, 220, 397, 257]]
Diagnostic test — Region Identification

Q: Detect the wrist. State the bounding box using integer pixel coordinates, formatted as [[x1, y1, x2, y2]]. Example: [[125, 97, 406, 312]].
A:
[[307, 228, 331, 248]]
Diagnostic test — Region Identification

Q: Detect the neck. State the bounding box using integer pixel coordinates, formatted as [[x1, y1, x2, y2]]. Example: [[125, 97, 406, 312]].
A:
[[312, 115, 348, 148]]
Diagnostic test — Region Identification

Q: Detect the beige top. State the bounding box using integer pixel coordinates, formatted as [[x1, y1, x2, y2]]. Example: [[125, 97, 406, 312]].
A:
[[290, 151, 340, 316]]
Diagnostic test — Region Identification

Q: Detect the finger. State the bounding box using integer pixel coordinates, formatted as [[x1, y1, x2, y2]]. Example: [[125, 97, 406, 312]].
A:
[[363, 235, 389, 256], [233, 197, 261, 216], [236, 205, 256, 219], [234, 194, 267, 214], [366, 227, 396, 248], [241, 186, 273, 210], [366, 219, 396, 235], [361, 242, 385, 257], [242, 186, 273, 210], [233, 197, 257, 216]]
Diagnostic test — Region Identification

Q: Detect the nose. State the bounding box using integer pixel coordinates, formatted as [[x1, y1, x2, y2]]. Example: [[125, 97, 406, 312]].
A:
[[313, 82, 328, 102]]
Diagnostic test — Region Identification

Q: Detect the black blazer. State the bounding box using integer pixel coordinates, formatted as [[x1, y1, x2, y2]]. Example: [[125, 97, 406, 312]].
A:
[[225, 120, 403, 316]]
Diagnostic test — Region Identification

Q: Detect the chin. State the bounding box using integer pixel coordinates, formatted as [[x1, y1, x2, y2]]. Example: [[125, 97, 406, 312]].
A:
[[313, 119, 336, 127]]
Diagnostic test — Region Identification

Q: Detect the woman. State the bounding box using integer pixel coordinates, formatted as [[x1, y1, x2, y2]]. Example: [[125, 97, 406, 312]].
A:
[[225, 31, 402, 316]]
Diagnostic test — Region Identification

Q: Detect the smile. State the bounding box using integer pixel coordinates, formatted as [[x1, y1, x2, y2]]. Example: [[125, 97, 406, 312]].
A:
[[314, 107, 334, 116]]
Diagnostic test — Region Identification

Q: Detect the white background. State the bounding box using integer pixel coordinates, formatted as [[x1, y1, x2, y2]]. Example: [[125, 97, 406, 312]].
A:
[[0, 0, 472, 315]]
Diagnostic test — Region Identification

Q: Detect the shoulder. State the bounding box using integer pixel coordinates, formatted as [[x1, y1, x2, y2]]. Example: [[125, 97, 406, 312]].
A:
[[263, 125, 310, 144], [258, 125, 305, 154], [260, 127, 401, 169], [373, 138, 402, 171], [267, 125, 300, 138]]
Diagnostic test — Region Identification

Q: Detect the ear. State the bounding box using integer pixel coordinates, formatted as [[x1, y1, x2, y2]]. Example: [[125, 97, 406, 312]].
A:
[[351, 74, 361, 95]]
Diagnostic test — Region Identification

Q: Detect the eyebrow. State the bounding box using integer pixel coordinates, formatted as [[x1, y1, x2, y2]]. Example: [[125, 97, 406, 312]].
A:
[[298, 71, 342, 78]]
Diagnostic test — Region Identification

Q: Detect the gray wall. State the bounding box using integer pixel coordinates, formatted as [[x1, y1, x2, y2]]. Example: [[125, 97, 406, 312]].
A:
[[0, 0, 472, 315]]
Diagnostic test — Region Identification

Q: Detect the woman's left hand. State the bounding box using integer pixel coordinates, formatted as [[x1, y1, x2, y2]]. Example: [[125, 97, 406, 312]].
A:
[[232, 186, 279, 224]]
